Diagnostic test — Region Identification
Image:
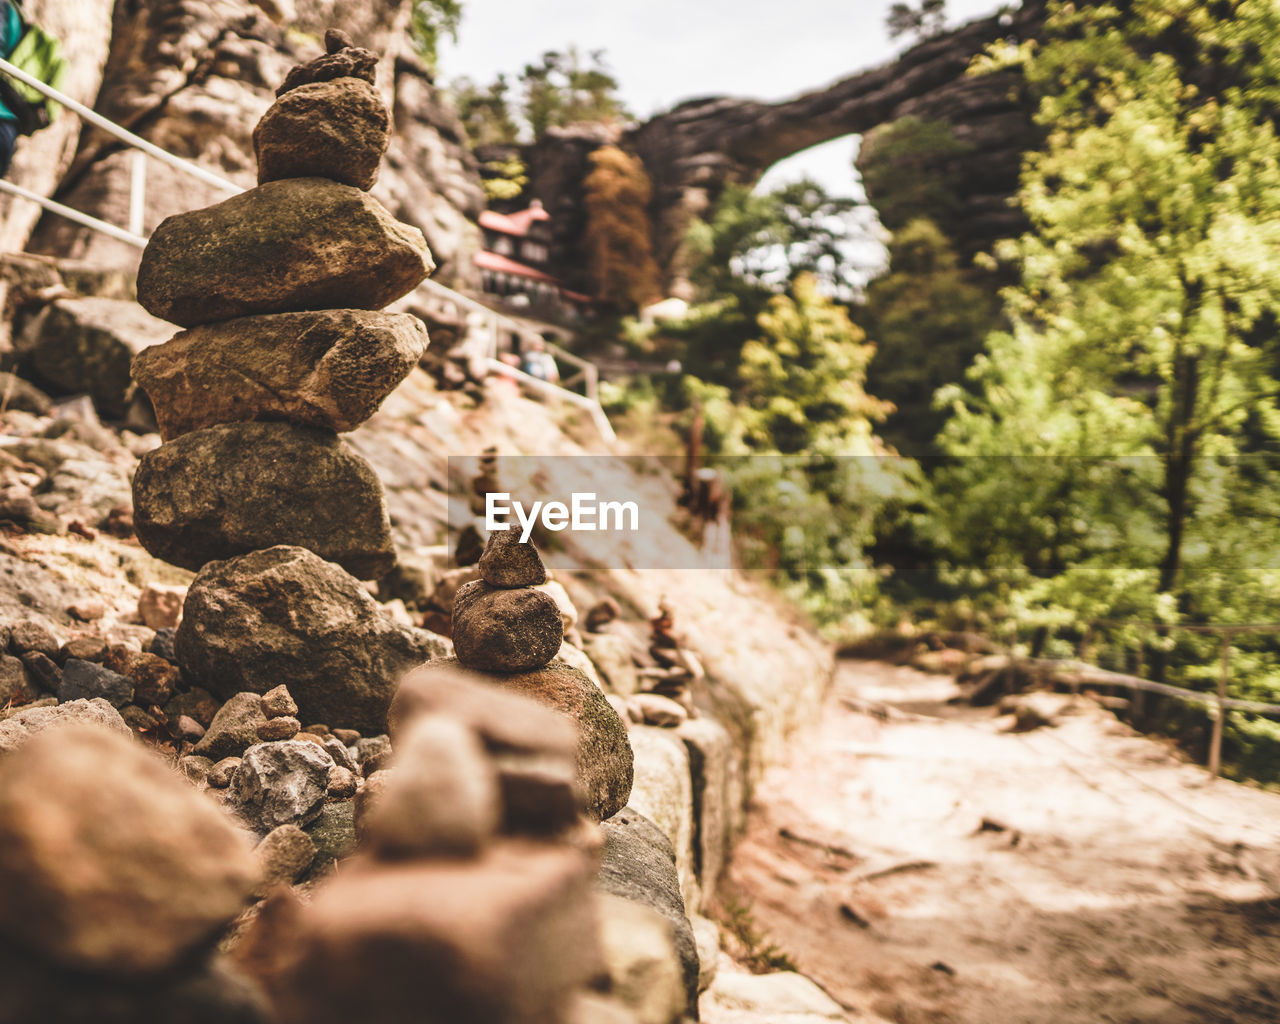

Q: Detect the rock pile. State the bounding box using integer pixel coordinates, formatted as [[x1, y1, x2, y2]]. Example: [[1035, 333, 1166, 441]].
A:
[[234, 664, 665, 1024], [130, 29, 432, 580], [415, 529, 635, 822], [629, 600, 704, 727]]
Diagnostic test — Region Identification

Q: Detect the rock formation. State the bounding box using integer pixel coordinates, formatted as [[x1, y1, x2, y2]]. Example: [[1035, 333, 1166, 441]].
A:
[[131, 32, 431, 579]]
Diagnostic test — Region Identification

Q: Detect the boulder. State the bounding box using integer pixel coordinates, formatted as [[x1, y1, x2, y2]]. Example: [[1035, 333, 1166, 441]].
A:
[[0, 371, 51, 415], [13, 296, 173, 419], [271, 843, 602, 1024], [361, 714, 500, 860], [178, 547, 447, 733], [677, 717, 740, 898], [133, 421, 395, 579], [0, 724, 257, 975], [477, 529, 548, 588], [599, 807, 700, 1015], [137, 177, 433, 328], [133, 310, 429, 441], [0, 697, 128, 756], [452, 580, 563, 672], [407, 658, 633, 822], [255, 77, 390, 190], [229, 740, 334, 833], [596, 893, 686, 1024]]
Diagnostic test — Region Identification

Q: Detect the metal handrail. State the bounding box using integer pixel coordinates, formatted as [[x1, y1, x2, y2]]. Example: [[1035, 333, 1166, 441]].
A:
[[0, 56, 616, 441]]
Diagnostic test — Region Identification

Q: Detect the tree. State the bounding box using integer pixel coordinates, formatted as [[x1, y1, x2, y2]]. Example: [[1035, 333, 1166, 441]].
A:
[[886, 0, 946, 42], [451, 74, 519, 146], [520, 48, 628, 139], [934, 0, 1280, 635], [409, 0, 463, 75], [860, 218, 1000, 455], [581, 146, 661, 311]]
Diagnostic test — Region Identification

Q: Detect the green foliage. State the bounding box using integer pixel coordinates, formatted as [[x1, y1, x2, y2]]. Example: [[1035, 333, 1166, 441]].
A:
[[862, 219, 1001, 454], [886, 0, 947, 41], [686, 180, 861, 302], [718, 893, 798, 974], [928, 0, 1280, 725], [451, 74, 519, 146], [582, 146, 661, 311], [520, 47, 628, 140], [480, 154, 528, 202], [408, 0, 462, 75], [857, 116, 974, 233]]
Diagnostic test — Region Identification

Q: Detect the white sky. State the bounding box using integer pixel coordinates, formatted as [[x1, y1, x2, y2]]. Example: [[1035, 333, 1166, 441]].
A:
[[439, 0, 1006, 196]]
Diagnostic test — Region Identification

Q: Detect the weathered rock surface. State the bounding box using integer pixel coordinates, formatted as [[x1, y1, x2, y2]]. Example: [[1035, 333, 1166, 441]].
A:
[[229, 740, 334, 833], [56, 658, 133, 708], [599, 806, 700, 1015], [133, 310, 429, 440], [452, 580, 563, 672], [629, 726, 697, 911], [132, 421, 395, 579], [0, 655, 39, 706], [194, 692, 270, 761], [137, 178, 433, 328], [362, 714, 500, 860], [255, 77, 390, 190], [178, 547, 447, 733], [410, 658, 633, 822], [253, 824, 317, 895], [270, 843, 603, 1024], [12, 296, 173, 420], [276, 30, 377, 96], [702, 970, 847, 1021], [478, 529, 548, 588], [0, 697, 128, 755], [596, 893, 687, 1024], [0, 724, 257, 975]]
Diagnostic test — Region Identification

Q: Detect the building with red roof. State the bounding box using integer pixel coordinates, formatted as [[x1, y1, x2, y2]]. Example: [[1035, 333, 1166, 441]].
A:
[[474, 200, 591, 314]]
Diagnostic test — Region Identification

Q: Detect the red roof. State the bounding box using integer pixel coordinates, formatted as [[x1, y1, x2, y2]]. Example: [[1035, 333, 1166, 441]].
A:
[[478, 200, 550, 238], [474, 249, 560, 284]]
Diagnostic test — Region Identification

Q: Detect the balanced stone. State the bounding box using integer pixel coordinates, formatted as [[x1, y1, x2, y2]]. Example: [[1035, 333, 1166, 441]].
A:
[[255, 78, 390, 190], [478, 528, 548, 588], [137, 177, 433, 328], [133, 310, 429, 440], [177, 546, 448, 733], [0, 724, 257, 976], [452, 580, 562, 672], [132, 421, 394, 579], [411, 658, 634, 822], [277, 29, 377, 97]]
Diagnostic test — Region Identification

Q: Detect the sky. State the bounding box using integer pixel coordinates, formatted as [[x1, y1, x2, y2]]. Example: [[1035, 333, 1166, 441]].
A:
[[439, 0, 1006, 196]]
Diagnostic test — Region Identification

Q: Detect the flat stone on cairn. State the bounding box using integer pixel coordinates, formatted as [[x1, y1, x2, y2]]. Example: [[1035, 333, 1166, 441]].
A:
[[133, 310, 428, 440], [132, 421, 394, 579], [131, 31, 433, 582], [136, 178, 433, 328]]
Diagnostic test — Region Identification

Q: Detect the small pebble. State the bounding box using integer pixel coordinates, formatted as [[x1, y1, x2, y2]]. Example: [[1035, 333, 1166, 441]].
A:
[[257, 716, 301, 741], [294, 731, 328, 749], [331, 727, 361, 746], [207, 756, 241, 788], [176, 715, 206, 742], [327, 765, 357, 799], [303, 723, 330, 736], [261, 684, 298, 719], [19, 651, 60, 693], [61, 635, 108, 663], [9, 622, 60, 659]]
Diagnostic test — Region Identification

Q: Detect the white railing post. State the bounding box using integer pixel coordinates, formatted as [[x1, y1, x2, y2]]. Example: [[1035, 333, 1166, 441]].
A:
[[128, 149, 147, 237]]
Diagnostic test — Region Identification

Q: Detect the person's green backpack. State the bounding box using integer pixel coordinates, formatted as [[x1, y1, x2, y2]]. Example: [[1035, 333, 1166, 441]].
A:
[[0, 12, 68, 136]]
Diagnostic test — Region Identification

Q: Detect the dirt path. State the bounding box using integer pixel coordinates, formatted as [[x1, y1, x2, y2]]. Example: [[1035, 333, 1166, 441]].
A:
[[717, 659, 1280, 1024]]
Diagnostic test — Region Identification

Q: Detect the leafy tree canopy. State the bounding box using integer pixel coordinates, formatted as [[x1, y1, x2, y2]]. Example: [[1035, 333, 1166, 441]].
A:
[[409, 0, 463, 75]]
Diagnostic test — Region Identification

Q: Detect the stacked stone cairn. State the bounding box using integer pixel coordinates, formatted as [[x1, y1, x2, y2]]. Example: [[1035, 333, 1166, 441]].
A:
[[628, 600, 705, 727], [130, 28, 429, 581], [419, 527, 636, 823]]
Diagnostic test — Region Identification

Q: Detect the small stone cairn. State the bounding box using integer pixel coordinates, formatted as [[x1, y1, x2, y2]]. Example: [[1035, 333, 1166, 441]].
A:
[[130, 29, 433, 580], [414, 528, 636, 823]]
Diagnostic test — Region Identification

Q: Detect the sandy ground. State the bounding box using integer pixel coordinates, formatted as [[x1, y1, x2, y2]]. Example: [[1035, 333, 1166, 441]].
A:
[[716, 659, 1280, 1024]]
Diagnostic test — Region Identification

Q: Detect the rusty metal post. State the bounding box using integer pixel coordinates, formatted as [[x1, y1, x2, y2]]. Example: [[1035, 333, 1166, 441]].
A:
[[1209, 631, 1232, 778]]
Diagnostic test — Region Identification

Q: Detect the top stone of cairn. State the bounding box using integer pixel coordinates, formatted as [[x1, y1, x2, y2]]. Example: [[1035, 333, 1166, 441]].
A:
[[478, 529, 549, 589]]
